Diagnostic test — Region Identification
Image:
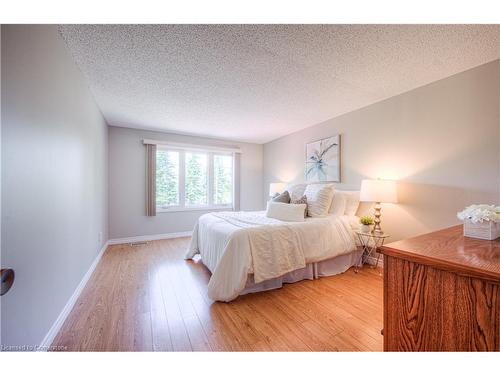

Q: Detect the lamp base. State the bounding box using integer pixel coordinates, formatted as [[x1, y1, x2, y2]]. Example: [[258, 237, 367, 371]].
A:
[[371, 202, 384, 235]]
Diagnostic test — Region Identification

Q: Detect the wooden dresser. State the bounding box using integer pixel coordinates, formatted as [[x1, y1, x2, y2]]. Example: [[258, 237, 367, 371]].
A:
[[379, 225, 499, 351]]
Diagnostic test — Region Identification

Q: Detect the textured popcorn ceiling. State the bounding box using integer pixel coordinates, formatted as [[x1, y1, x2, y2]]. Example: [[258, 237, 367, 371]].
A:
[[59, 25, 500, 144]]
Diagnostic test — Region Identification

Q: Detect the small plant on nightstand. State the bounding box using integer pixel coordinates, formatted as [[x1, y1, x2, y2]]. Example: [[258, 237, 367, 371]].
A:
[[360, 216, 375, 233]]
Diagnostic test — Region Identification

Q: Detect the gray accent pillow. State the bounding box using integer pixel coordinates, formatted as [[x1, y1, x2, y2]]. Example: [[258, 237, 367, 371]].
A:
[[291, 194, 308, 217], [272, 190, 290, 203]]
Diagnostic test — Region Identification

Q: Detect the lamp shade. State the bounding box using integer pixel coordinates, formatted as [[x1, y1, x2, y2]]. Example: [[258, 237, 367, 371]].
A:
[[269, 182, 286, 196], [360, 179, 398, 203]]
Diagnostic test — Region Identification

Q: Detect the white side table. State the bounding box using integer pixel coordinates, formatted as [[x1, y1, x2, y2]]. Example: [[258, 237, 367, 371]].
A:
[[355, 231, 389, 271]]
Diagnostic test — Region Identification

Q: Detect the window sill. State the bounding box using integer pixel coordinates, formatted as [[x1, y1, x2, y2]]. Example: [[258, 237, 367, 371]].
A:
[[156, 205, 234, 213]]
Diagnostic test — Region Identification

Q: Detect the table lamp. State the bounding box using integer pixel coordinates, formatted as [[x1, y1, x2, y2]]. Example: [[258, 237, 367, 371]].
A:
[[360, 179, 398, 234]]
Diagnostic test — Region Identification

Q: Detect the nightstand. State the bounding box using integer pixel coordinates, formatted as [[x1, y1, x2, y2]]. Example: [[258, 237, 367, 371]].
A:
[[355, 231, 389, 271]]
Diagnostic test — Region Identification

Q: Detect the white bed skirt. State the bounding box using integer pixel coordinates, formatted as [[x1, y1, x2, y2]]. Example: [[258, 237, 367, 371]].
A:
[[239, 248, 364, 297], [315, 248, 363, 277]]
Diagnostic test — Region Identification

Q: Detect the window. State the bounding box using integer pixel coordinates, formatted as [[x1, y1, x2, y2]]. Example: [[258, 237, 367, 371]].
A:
[[155, 147, 234, 211]]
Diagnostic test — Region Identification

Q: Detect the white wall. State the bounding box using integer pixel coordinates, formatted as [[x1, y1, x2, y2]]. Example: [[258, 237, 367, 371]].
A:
[[263, 60, 500, 242], [108, 126, 263, 239], [1, 25, 109, 349]]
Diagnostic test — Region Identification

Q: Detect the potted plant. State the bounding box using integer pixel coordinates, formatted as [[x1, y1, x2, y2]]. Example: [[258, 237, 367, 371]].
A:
[[457, 204, 500, 240], [359, 216, 375, 233]]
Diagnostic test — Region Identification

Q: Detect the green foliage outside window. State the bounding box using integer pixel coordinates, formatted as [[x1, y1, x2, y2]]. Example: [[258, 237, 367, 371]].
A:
[[185, 152, 207, 205], [214, 155, 232, 205], [156, 150, 179, 207]]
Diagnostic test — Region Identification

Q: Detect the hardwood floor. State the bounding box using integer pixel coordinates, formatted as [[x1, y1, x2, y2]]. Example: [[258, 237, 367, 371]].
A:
[[51, 237, 383, 351]]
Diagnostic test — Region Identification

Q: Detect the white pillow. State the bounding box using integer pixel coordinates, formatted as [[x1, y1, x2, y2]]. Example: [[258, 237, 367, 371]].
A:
[[304, 184, 335, 217], [329, 191, 347, 215], [335, 190, 360, 216], [266, 202, 306, 222]]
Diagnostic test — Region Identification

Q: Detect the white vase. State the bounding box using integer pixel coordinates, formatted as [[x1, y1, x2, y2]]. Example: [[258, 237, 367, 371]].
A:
[[361, 224, 371, 233]]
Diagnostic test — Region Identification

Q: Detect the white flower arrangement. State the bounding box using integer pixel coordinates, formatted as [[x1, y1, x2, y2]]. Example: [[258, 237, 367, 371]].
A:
[[457, 204, 500, 224]]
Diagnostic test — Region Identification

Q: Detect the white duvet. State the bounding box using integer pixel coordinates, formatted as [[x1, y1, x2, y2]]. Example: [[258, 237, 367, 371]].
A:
[[185, 211, 358, 302]]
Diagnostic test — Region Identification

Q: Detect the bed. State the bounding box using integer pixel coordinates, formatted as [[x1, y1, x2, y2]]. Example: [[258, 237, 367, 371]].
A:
[[185, 186, 363, 302]]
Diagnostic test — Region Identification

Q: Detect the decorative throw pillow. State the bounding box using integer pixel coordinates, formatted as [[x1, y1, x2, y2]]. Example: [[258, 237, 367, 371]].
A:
[[266, 202, 306, 222], [338, 190, 360, 216], [304, 184, 335, 217], [271, 190, 290, 203], [291, 194, 308, 217], [329, 191, 347, 215]]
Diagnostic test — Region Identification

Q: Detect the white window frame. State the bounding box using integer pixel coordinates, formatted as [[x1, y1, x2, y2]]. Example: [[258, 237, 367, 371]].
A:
[[156, 145, 235, 213]]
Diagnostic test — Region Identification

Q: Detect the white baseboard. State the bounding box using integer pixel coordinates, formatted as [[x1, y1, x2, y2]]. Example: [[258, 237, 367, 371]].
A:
[[107, 231, 192, 245], [37, 240, 109, 351]]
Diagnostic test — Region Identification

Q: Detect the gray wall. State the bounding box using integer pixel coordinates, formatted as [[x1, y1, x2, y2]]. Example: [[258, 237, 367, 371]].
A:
[[1, 25, 108, 348], [108, 126, 263, 239], [264, 60, 500, 242]]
